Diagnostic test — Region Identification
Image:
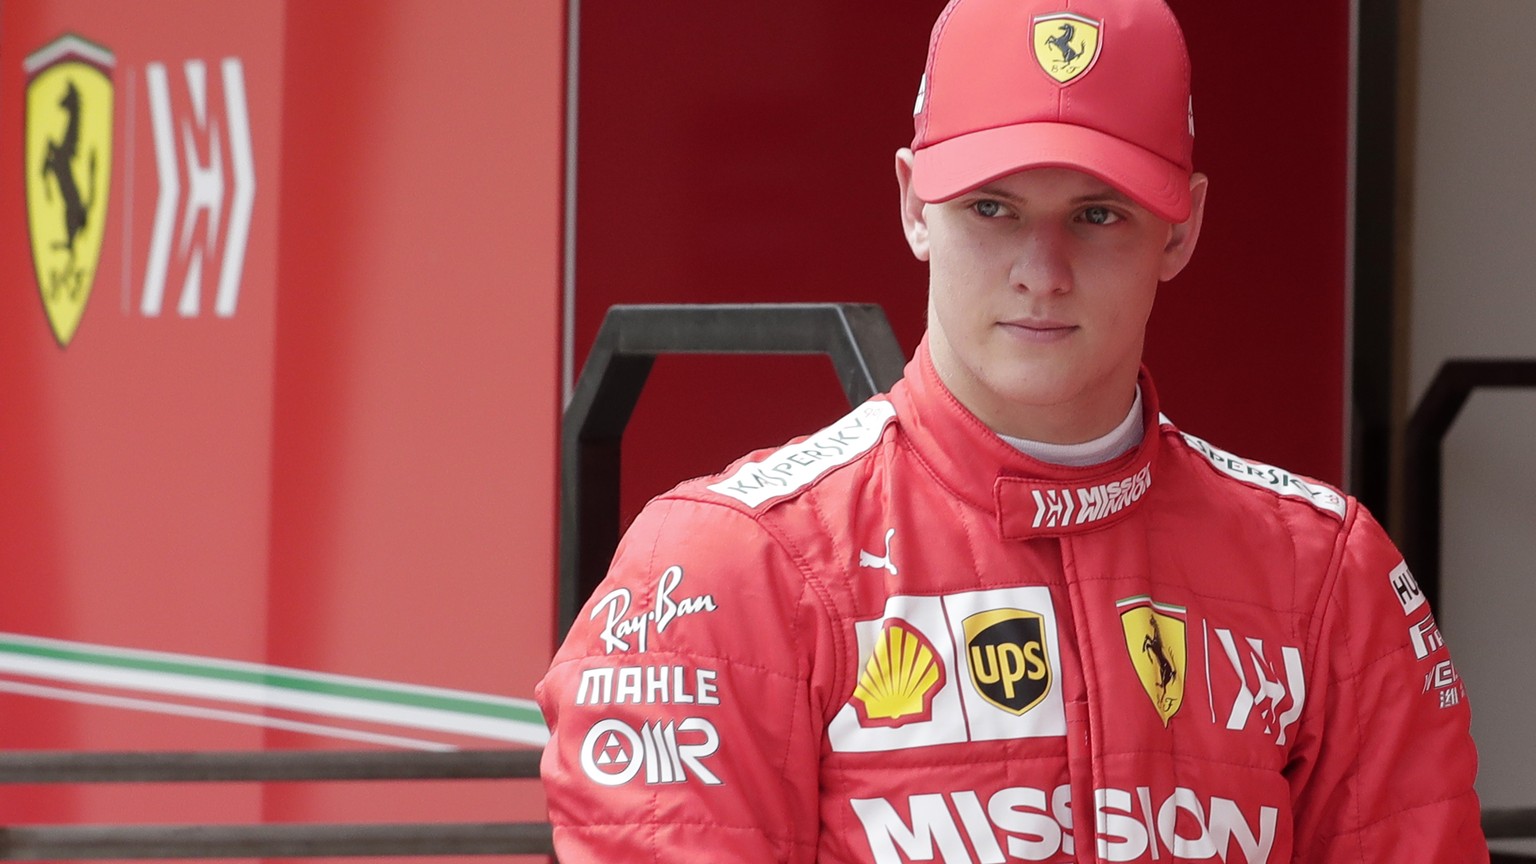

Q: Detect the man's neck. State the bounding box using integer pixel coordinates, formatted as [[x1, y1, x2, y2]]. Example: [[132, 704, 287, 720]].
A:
[[925, 332, 1143, 444], [999, 388, 1144, 467]]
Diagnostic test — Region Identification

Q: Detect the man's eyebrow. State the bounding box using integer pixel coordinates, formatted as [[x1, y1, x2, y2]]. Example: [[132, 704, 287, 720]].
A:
[[1071, 187, 1135, 205], [970, 184, 1026, 202], [966, 183, 1137, 206]]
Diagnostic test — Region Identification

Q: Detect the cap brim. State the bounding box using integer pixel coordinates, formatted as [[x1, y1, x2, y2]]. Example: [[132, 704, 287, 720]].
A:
[[911, 122, 1192, 223]]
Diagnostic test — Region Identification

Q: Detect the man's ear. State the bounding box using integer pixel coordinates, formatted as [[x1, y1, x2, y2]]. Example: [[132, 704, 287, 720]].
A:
[[1159, 172, 1208, 282], [895, 148, 931, 262]]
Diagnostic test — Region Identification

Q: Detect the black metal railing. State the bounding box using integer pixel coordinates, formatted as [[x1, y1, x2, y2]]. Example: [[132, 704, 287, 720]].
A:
[[12, 353, 1529, 859], [1486, 808, 1536, 841], [0, 749, 551, 859], [1400, 358, 1536, 856], [2, 748, 1530, 857], [558, 303, 906, 634], [1402, 359, 1536, 608], [1, 302, 908, 861]]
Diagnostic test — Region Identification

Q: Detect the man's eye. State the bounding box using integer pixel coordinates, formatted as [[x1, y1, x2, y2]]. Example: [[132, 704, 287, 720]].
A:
[[972, 200, 1007, 218], [1080, 206, 1119, 225]]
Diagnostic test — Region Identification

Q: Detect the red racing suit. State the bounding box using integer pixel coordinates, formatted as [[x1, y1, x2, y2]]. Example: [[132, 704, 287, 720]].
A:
[[537, 344, 1487, 863]]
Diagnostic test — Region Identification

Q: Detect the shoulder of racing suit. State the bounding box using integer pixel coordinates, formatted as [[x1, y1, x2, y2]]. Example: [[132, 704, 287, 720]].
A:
[[673, 396, 899, 515], [1156, 413, 1352, 524]]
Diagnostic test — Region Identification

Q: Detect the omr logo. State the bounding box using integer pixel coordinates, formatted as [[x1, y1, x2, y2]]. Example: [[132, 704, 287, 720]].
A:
[[140, 57, 255, 319], [579, 717, 721, 787]]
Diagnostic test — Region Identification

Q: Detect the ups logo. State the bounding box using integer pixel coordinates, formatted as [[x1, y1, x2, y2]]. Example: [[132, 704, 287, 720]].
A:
[[963, 609, 1050, 715]]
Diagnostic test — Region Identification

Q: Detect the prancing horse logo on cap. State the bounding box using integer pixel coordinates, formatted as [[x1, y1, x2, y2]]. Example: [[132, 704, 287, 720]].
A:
[[1032, 13, 1102, 84]]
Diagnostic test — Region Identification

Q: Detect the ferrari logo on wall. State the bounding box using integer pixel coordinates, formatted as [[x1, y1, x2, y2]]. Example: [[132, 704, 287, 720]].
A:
[[24, 35, 116, 348], [1117, 595, 1186, 726], [140, 58, 257, 319], [1032, 13, 1101, 84]]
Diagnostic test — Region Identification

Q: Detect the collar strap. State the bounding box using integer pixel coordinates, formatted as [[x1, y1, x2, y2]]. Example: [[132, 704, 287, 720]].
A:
[[995, 456, 1155, 539]]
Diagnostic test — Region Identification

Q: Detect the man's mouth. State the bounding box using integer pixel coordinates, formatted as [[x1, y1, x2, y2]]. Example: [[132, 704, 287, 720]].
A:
[[1000, 318, 1078, 342]]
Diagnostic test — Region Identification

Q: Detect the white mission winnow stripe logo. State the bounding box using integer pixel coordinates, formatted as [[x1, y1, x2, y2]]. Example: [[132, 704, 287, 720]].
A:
[[1030, 465, 1153, 530], [0, 631, 547, 750]]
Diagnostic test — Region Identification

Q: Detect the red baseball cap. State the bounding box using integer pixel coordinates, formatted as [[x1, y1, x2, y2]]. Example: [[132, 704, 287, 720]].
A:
[[910, 0, 1195, 222]]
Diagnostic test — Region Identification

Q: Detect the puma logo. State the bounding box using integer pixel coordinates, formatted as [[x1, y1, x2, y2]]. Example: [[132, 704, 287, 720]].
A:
[[858, 528, 898, 575]]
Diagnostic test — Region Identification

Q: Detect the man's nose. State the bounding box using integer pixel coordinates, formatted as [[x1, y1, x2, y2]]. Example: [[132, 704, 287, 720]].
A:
[[1009, 224, 1074, 295]]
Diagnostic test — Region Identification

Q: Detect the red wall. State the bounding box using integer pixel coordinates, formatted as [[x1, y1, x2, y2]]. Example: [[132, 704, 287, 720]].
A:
[[0, 0, 1351, 858], [264, 1, 563, 849], [1147, 1, 1351, 483], [573, 1, 1351, 529], [1, 0, 287, 835], [0, 2, 563, 860]]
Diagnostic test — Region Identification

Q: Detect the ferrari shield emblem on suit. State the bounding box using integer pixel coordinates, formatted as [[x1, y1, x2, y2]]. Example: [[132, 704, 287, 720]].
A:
[[1118, 595, 1187, 726], [24, 34, 115, 348]]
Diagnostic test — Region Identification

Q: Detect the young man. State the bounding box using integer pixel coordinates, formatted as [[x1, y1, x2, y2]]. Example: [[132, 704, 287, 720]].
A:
[[537, 0, 1489, 861]]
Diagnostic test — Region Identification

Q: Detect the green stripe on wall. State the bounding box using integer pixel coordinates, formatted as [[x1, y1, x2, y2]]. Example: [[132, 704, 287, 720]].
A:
[[0, 633, 545, 728]]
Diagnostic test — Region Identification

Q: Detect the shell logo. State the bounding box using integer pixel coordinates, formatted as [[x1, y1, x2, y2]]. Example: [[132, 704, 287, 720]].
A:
[[851, 619, 946, 728]]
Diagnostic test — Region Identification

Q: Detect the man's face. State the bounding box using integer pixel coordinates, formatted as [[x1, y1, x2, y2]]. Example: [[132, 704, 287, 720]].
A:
[[896, 153, 1207, 442]]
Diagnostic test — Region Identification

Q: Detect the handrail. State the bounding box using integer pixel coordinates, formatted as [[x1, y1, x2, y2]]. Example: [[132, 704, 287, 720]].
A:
[[0, 750, 552, 859], [0, 749, 1528, 854], [1401, 358, 1536, 856], [558, 303, 906, 634], [1486, 807, 1536, 841], [13, 352, 1521, 859], [0, 822, 549, 860], [0, 749, 538, 783], [1401, 359, 1536, 607]]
